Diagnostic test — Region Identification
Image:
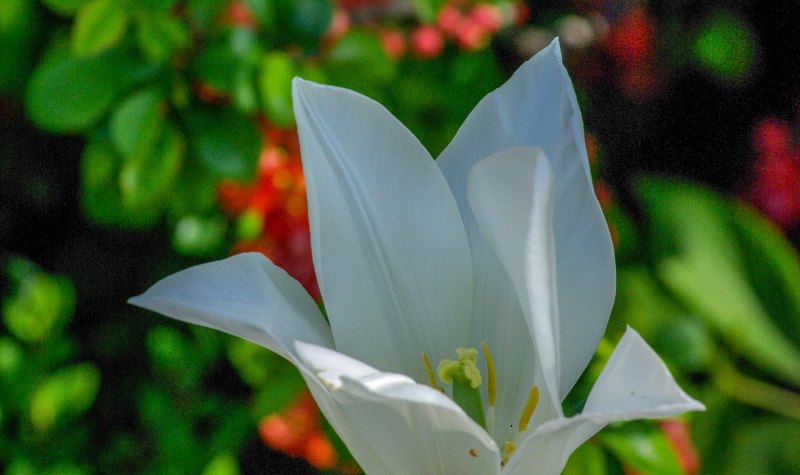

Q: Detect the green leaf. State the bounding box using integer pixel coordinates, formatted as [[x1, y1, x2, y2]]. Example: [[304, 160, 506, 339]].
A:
[[614, 268, 715, 373], [137, 385, 198, 471], [71, 0, 127, 57], [638, 178, 800, 385], [243, 0, 274, 29], [171, 214, 228, 256], [202, 453, 240, 475], [25, 51, 145, 133], [134, 10, 189, 64], [186, 0, 228, 30], [274, 0, 332, 47], [191, 44, 243, 94], [30, 363, 100, 433], [563, 442, 607, 475], [730, 202, 800, 342], [409, 0, 444, 22], [721, 417, 800, 474], [191, 28, 260, 98], [0, 0, 38, 93], [110, 88, 165, 158], [41, 0, 86, 16], [119, 122, 185, 209], [147, 325, 203, 390], [184, 105, 260, 178], [227, 338, 279, 388], [80, 131, 160, 227], [600, 422, 683, 475], [324, 28, 396, 92], [258, 51, 295, 127], [2, 258, 75, 344]]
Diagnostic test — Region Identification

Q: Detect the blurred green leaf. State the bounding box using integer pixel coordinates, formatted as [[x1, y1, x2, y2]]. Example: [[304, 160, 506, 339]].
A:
[[137, 385, 197, 471], [244, 0, 274, 30], [563, 442, 607, 475], [2, 258, 75, 344], [730, 202, 800, 342], [615, 268, 714, 373], [110, 88, 165, 158], [184, 105, 261, 178], [30, 363, 100, 433], [71, 0, 128, 57], [600, 422, 683, 475], [227, 338, 278, 388], [638, 178, 800, 385], [325, 28, 396, 92], [274, 0, 332, 47], [691, 12, 757, 86], [41, 0, 86, 16], [0, 0, 38, 93], [80, 131, 161, 227], [410, 0, 444, 22], [723, 417, 800, 474], [258, 51, 296, 127], [192, 45, 244, 95], [202, 453, 240, 475], [251, 368, 306, 416], [147, 325, 203, 389], [0, 338, 23, 376], [186, 0, 228, 30], [120, 122, 185, 209], [171, 214, 228, 256], [134, 10, 190, 64], [25, 50, 148, 133]]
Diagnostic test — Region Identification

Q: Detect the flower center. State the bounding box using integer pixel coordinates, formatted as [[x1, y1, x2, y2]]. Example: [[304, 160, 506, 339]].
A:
[[421, 343, 540, 466]]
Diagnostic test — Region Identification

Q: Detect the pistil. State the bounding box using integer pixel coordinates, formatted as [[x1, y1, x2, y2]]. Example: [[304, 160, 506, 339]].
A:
[[438, 348, 486, 429]]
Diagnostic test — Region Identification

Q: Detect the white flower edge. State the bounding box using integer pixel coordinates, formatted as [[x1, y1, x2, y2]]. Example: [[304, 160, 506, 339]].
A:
[[438, 38, 615, 400], [296, 341, 503, 475], [128, 252, 333, 366], [504, 327, 706, 475]]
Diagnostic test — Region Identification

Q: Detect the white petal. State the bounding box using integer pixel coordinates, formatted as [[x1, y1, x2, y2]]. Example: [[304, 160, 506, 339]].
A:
[[468, 148, 562, 423], [292, 79, 474, 384], [296, 342, 501, 475], [128, 252, 333, 365], [582, 327, 705, 417], [503, 327, 704, 475], [438, 38, 615, 398]]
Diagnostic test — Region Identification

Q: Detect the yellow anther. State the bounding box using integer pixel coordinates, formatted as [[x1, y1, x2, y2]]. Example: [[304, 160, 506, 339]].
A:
[[518, 386, 539, 433], [501, 441, 517, 466], [421, 352, 441, 391], [481, 342, 496, 407]]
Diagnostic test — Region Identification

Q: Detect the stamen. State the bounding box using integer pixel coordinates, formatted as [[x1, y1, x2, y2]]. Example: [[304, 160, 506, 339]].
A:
[[501, 441, 516, 466], [421, 352, 441, 391], [517, 386, 539, 433], [481, 342, 496, 407]]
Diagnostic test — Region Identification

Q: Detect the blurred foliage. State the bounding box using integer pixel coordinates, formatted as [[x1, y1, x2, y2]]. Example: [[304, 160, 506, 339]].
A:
[[2, 0, 800, 474]]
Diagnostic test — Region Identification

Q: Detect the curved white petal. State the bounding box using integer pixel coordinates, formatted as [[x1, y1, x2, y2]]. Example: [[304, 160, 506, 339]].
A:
[[582, 327, 705, 416], [128, 252, 332, 365], [292, 79, 474, 384], [503, 327, 704, 475], [296, 342, 501, 475], [468, 148, 562, 425], [438, 38, 615, 398]]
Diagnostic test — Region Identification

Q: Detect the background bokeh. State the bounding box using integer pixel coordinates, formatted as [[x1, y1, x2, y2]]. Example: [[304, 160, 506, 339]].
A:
[[2, 0, 800, 473]]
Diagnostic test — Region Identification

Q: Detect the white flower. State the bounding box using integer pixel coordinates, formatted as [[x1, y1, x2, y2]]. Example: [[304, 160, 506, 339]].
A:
[[130, 38, 703, 474]]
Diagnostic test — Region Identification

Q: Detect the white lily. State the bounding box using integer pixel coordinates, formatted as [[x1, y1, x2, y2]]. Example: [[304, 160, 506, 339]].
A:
[[130, 38, 703, 474]]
